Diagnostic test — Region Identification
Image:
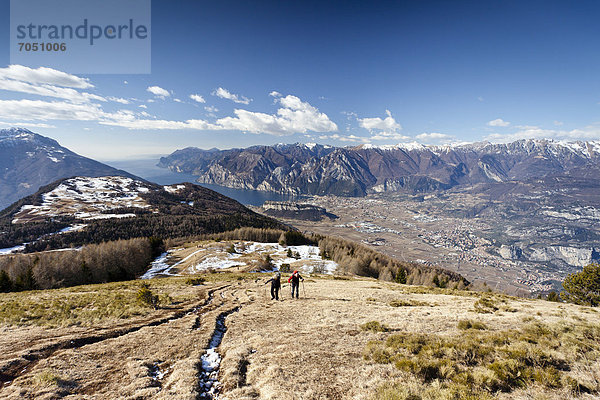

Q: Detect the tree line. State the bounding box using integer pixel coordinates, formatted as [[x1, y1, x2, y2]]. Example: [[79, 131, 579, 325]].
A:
[[206, 227, 468, 287], [0, 237, 163, 292]]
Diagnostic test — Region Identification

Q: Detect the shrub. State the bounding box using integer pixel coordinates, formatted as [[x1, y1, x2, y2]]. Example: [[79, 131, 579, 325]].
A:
[[256, 254, 274, 271], [137, 283, 158, 309], [389, 299, 429, 307], [279, 263, 291, 273], [395, 268, 407, 284], [561, 264, 600, 306], [363, 321, 590, 397], [473, 296, 499, 313], [185, 277, 205, 286], [457, 319, 487, 330], [363, 341, 393, 363], [0, 270, 12, 292], [32, 369, 63, 388], [432, 274, 448, 288], [546, 291, 561, 302], [361, 320, 390, 333]]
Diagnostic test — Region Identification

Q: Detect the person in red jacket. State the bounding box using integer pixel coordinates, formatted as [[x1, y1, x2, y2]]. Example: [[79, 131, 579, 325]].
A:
[[288, 270, 304, 298]]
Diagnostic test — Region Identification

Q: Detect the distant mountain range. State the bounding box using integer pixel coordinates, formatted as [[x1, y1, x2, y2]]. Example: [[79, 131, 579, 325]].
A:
[[0, 128, 136, 211], [158, 140, 600, 196]]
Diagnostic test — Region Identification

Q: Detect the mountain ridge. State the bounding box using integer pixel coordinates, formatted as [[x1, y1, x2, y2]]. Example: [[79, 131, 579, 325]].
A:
[[0, 175, 285, 253], [158, 139, 600, 196], [0, 127, 139, 211]]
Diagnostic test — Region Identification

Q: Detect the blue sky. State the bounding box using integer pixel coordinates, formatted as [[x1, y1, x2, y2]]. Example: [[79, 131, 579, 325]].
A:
[[1, 0, 600, 159]]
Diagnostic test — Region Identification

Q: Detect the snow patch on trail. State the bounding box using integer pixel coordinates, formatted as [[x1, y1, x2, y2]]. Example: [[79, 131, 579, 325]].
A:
[[141, 241, 338, 279], [244, 243, 338, 274], [149, 361, 171, 383], [0, 244, 26, 255], [142, 247, 207, 279], [190, 257, 244, 273], [198, 307, 240, 399], [141, 252, 173, 279]]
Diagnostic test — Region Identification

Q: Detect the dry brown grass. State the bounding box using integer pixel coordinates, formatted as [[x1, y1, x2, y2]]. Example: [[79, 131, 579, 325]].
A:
[[0, 275, 598, 399], [0, 277, 199, 327]]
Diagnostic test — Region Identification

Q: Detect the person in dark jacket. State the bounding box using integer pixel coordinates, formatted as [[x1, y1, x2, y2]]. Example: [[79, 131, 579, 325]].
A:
[[265, 272, 281, 300], [288, 270, 304, 298]]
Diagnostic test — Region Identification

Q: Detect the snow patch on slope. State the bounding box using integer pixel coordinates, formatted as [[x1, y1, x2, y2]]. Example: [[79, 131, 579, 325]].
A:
[[12, 176, 153, 223]]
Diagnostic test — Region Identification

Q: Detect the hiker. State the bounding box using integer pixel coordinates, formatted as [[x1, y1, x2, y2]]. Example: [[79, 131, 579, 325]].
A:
[[288, 270, 304, 298], [265, 272, 281, 300]]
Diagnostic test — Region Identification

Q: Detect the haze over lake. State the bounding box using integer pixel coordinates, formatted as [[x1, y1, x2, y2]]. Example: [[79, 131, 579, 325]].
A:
[[105, 158, 299, 206]]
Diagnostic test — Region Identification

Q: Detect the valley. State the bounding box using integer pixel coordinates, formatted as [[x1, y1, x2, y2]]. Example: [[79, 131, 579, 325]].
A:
[[158, 139, 600, 296], [267, 190, 599, 296]]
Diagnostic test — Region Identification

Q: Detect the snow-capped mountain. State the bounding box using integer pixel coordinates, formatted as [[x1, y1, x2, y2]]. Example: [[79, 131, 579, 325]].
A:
[[0, 175, 283, 253], [0, 128, 136, 210], [158, 139, 600, 196]]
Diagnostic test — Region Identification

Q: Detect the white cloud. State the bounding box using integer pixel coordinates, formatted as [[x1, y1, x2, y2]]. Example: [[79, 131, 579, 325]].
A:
[[487, 118, 510, 127], [0, 77, 105, 103], [204, 105, 218, 113], [146, 86, 170, 98], [108, 96, 130, 104], [415, 132, 454, 144], [0, 99, 108, 121], [0, 65, 93, 88], [215, 94, 337, 136], [212, 87, 251, 104], [0, 121, 56, 129], [101, 117, 219, 130], [0, 67, 334, 136], [371, 131, 410, 141], [359, 110, 402, 132], [319, 133, 369, 143], [553, 120, 564, 126], [139, 104, 147, 109], [101, 93, 338, 135], [174, 98, 182, 103], [269, 91, 281, 97], [190, 94, 206, 103], [485, 126, 600, 143], [0, 66, 104, 104]]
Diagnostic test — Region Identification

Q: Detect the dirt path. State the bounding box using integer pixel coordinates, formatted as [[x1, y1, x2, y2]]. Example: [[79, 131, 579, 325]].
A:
[[0, 284, 238, 399], [0, 279, 393, 400], [1, 278, 597, 399]]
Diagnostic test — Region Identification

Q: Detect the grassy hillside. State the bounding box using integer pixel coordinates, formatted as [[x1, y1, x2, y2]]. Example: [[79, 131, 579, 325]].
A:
[[0, 274, 597, 399]]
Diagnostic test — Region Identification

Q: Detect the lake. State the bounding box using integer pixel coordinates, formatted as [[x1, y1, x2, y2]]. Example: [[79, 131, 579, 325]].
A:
[[104, 158, 299, 206]]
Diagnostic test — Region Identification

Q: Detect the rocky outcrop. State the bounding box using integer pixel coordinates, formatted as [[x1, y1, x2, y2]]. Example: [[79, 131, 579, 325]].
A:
[[529, 246, 600, 267], [499, 245, 523, 260]]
